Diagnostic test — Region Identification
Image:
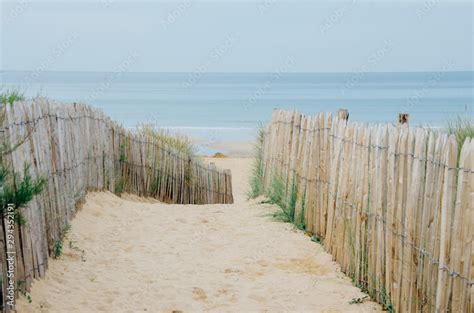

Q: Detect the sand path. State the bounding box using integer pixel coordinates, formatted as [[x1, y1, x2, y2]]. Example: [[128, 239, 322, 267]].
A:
[[17, 158, 381, 313]]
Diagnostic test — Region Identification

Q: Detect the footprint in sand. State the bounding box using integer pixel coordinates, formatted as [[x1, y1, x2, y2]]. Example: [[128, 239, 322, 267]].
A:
[[216, 288, 238, 303], [192, 287, 208, 302], [275, 257, 331, 275], [224, 268, 241, 274]]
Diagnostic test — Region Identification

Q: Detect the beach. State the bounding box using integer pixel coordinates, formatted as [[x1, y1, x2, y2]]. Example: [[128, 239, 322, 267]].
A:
[[3, 1, 472, 312], [16, 157, 381, 313]]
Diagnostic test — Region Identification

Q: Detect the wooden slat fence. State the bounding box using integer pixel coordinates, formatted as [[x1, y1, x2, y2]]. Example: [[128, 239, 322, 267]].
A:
[[0, 99, 233, 311], [261, 109, 473, 313]]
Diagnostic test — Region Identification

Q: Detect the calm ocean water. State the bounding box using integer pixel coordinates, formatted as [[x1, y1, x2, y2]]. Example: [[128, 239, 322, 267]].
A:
[[1, 71, 473, 151]]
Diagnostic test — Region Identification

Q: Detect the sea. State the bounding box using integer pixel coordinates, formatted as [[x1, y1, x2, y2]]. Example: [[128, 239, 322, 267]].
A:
[[1, 71, 473, 154]]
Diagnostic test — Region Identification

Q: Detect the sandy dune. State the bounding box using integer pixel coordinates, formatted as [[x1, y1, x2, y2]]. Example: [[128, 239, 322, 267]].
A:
[[17, 158, 381, 313]]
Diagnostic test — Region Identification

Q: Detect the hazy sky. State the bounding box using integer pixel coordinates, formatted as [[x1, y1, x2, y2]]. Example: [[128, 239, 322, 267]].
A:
[[1, 0, 473, 72]]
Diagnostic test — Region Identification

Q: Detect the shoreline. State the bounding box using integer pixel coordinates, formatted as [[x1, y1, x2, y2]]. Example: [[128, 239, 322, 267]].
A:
[[198, 140, 255, 158]]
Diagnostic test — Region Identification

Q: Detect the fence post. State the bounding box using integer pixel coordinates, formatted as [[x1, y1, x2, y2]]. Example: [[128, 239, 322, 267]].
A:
[[337, 108, 349, 121], [398, 113, 409, 125]]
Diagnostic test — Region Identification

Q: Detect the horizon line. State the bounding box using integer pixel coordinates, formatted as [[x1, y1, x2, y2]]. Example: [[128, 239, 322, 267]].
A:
[[1, 69, 473, 75]]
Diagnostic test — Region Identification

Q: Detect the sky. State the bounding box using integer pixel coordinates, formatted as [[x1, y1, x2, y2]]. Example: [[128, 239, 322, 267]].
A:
[[0, 0, 473, 73]]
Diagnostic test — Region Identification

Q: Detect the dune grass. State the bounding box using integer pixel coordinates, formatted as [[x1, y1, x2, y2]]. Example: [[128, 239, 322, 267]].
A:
[[268, 172, 287, 218], [115, 124, 196, 197], [248, 124, 265, 198], [268, 174, 306, 230], [138, 124, 196, 156], [0, 88, 25, 107], [447, 115, 474, 151]]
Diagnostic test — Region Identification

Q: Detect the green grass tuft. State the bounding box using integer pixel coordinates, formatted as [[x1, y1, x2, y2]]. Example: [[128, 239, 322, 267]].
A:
[[349, 296, 368, 305], [248, 123, 265, 198], [268, 173, 286, 210], [311, 234, 322, 244], [268, 173, 299, 225], [138, 124, 196, 156], [53, 239, 63, 259], [447, 115, 474, 153], [114, 177, 125, 195], [0, 164, 46, 224], [294, 188, 306, 230], [0, 89, 25, 107]]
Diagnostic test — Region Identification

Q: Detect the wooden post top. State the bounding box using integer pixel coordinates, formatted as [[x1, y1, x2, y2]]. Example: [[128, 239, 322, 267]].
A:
[[337, 108, 349, 120], [399, 113, 409, 125]]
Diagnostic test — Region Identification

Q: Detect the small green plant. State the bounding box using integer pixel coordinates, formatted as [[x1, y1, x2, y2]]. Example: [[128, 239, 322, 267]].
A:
[[292, 184, 305, 230], [150, 174, 162, 195], [349, 296, 368, 304], [119, 144, 128, 162], [269, 173, 290, 221], [22, 291, 33, 303], [351, 273, 395, 313], [114, 177, 125, 195], [69, 240, 86, 262], [311, 234, 322, 244], [116, 143, 127, 195], [268, 174, 301, 227], [0, 164, 46, 224], [53, 239, 63, 259], [269, 173, 285, 207], [53, 225, 72, 259], [377, 286, 395, 313], [0, 88, 25, 107], [447, 115, 474, 156], [287, 178, 298, 221], [17, 279, 33, 302], [294, 213, 305, 230], [248, 124, 265, 199]]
